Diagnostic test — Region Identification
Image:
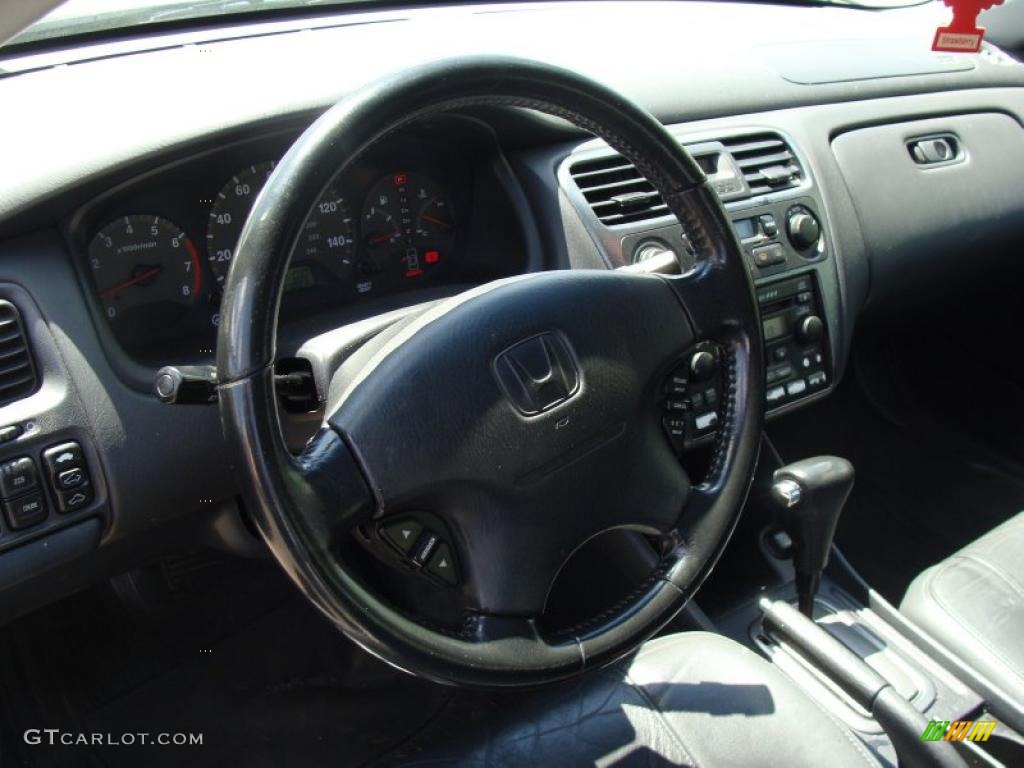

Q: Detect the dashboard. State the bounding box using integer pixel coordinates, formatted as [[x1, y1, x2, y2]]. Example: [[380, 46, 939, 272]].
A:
[[0, 0, 1023, 622], [67, 117, 532, 366]]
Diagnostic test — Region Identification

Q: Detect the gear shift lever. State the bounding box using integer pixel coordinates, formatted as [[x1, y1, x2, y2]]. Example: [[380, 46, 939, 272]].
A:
[[769, 456, 855, 618]]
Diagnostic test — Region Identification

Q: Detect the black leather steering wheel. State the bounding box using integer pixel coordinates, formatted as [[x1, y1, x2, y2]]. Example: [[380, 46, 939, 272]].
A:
[[217, 56, 763, 687]]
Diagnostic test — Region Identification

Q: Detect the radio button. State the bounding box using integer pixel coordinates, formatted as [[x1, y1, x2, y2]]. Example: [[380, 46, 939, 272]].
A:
[[767, 365, 794, 384], [694, 411, 719, 432], [688, 350, 717, 381], [767, 386, 787, 404], [759, 214, 779, 238], [808, 371, 828, 389], [786, 379, 808, 397], [752, 244, 786, 268], [796, 315, 824, 344]]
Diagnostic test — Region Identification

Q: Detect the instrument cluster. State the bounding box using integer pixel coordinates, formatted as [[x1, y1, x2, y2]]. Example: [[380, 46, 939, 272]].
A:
[[74, 127, 484, 362]]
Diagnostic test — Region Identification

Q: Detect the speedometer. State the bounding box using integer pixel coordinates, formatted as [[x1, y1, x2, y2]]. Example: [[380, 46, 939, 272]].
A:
[[206, 162, 356, 293]]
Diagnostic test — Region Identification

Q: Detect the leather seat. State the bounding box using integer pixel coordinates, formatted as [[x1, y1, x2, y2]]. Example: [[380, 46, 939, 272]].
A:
[[383, 632, 880, 767], [901, 511, 1024, 703]]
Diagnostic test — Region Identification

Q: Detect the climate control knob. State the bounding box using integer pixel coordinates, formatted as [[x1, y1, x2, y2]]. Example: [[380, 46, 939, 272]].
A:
[[796, 315, 824, 344], [787, 210, 821, 251]]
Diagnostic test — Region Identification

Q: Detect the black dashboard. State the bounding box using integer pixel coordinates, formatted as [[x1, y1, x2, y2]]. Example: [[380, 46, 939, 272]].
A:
[[1, 0, 1024, 622], [66, 116, 531, 367]]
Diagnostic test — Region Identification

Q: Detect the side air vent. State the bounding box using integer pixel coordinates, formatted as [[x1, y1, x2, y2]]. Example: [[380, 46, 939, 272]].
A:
[[0, 302, 38, 407], [567, 155, 668, 225], [720, 133, 802, 196]]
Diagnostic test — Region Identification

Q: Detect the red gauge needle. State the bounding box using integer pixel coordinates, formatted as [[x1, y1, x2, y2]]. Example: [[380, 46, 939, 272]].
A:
[[100, 266, 163, 299], [369, 230, 401, 245], [419, 214, 452, 230]]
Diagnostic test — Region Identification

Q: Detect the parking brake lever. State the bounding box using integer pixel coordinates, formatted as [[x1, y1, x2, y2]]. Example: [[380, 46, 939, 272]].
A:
[[769, 456, 854, 617]]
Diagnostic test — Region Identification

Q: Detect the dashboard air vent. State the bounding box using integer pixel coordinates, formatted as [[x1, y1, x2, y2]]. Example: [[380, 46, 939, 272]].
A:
[[569, 132, 803, 225], [0, 302, 38, 407], [720, 133, 802, 196], [567, 155, 668, 225]]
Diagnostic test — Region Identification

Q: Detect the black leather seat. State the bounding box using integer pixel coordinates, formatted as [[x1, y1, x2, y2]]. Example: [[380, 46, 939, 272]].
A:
[[383, 632, 880, 766], [901, 511, 1024, 703]]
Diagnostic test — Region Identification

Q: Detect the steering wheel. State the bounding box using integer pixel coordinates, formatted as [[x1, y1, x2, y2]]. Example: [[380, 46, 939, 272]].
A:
[[217, 56, 763, 687]]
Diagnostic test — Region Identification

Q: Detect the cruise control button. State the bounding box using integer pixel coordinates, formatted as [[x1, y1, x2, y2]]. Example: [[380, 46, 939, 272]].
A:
[[58, 482, 92, 513], [426, 543, 458, 586], [0, 457, 37, 498], [381, 519, 423, 555], [5, 491, 47, 529], [57, 467, 86, 490]]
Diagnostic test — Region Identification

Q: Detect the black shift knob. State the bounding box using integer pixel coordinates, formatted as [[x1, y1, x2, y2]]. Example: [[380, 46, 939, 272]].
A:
[[770, 456, 855, 617]]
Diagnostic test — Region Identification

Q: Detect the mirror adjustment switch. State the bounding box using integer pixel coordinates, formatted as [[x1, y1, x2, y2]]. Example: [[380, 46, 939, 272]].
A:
[[381, 519, 423, 555], [426, 543, 458, 586], [5, 491, 47, 530], [0, 457, 37, 498]]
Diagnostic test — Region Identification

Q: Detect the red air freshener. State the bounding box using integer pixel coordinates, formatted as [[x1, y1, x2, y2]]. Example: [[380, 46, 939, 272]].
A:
[[933, 0, 1004, 53]]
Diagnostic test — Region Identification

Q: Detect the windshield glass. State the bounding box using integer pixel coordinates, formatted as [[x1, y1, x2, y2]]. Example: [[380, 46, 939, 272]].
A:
[[2, 0, 937, 52], [3, 0, 382, 50]]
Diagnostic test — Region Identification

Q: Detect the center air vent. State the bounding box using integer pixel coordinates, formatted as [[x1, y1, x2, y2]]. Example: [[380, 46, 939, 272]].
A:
[[719, 133, 802, 196], [568, 131, 803, 226], [568, 155, 668, 225], [0, 302, 38, 407]]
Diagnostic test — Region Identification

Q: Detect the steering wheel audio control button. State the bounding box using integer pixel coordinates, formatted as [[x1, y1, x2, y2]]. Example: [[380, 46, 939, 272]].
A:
[[426, 543, 458, 586], [381, 519, 423, 555], [411, 531, 441, 566]]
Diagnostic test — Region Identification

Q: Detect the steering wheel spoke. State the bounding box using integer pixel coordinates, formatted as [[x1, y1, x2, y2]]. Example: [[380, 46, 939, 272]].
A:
[[292, 426, 377, 541]]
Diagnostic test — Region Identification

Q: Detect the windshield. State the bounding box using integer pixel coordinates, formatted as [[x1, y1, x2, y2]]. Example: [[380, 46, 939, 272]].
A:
[[3, 0, 386, 50], [2, 0, 937, 52]]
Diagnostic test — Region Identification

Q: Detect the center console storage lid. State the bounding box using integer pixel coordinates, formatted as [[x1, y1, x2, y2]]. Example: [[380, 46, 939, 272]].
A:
[[831, 113, 1024, 306]]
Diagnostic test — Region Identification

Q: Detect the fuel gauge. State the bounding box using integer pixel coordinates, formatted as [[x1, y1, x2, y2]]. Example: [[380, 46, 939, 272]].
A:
[[360, 172, 456, 282]]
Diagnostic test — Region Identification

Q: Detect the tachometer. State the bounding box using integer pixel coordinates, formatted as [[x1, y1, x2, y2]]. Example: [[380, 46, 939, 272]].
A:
[[89, 215, 200, 322], [206, 161, 356, 292]]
